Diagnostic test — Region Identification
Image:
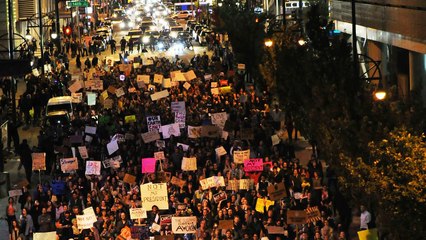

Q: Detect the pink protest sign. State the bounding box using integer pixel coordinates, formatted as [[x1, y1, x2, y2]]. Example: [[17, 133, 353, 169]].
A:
[[244, 158, 264, 172], [142, 158, 156, 173]]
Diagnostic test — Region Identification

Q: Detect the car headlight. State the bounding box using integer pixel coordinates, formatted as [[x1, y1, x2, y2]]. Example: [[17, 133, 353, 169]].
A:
[[143, 36, 150, 43], [119, 22, 126, 28], [170, 32, 178, 38]]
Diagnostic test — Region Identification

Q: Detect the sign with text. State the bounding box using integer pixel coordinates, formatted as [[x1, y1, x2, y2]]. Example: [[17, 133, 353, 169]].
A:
[[171, 216, 197, 234], [171, 176, 186, 188], [151, 90, 169, 101], [76, 214, 97, 229], [181, 157, 197, 171], [142, 158, 156, 173], [123, 174, 136, 184], [141, 131, 161, 143], [287, 210, 307, 225], [213, 191, 228, 203], [85, 161, 101, 175], [147, 115, 161, 132], [154, 151, 165, 160], [305, 206, 321, 223], [233, 150, 250, 164], [161, 123, 181, 139], [130, 208, 147, 219], [267, 182, 287, 201], [78, 146, 88, 159], [244, 158, 263, 172], [187, 126, 202, 138], [171, 101, 186, 113], [60, 157, 78, 173], [174, 111, 186, 129], [140, 183, 168, 210]]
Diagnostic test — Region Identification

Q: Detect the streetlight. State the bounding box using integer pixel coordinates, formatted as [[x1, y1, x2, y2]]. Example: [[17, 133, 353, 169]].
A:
[[264, 38, 273, 47], [297, 37, 306, 46], [25, 29, 32, 40], [51, 32, 58, 40]]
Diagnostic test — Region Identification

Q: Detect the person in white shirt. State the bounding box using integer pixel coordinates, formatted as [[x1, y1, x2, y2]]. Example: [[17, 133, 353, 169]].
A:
[[360, 205, 372, 230]]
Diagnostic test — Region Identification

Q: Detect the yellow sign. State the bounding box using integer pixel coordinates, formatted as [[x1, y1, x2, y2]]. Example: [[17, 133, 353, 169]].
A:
[[358, 229, 379, 240]]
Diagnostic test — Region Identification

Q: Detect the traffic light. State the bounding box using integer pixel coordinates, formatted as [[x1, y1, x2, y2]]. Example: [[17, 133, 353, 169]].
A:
[[64, 26, 72, 36]]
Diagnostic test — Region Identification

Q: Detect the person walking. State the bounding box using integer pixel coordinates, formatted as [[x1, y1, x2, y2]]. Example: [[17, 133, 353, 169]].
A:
[[120, 37, 127, 52], [76, 54, 82, 70], [17, 139, 33, 184]]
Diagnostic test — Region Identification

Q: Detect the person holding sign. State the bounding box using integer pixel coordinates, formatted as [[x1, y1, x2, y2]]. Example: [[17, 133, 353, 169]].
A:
[[17, 139, 32, 184]]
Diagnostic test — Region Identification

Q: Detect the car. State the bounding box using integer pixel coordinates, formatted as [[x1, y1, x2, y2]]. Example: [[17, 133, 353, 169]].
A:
[[198, 29, 213, 45], [169, 26, 184, 38], [176, 31, 193, 42], [192, 24, 206, 39], [175, 10, 193, 20], [42, 110, 72, 145], [111, 9, 126, 21], [126, 29, 143, 42], [46, 96, 73, 116], [92, 35, 107, 51], [145, 30, 161, 39], [140, 21, 155, 32], [96, 27, 112, 41]]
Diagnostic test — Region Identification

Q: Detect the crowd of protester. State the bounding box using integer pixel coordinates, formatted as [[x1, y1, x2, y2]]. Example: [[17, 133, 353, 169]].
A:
[[2, 26, 353, 240]]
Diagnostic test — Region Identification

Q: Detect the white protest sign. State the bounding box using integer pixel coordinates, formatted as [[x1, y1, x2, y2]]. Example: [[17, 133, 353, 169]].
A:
[[107, 140, 119, 155], [181, 157, 197, 171], [33, 232, 57, 240], [171, 216, 197, 234], [76, 214, 97, 229], [171, 71, 186, 81], [141, 131, 161, 143], [130, 208, 147, 219], [150, 90, 169, 101], [162, 78, 172, 88], [233, 150, 250, 164], [154, 74, 164, 84], [78, 146, 88, 159], [60, 157, 78, 173], [115, 87, 125, 97], [154, 151, 165, 160], [211, 112, 228, 128], [183, 82, 191, 90], [211, 88, 219, 95], [152, 222, 161, 232], [187, 126, 202, 139], [215, 146, 227, 156], [87, 92, 96, 106], [140, 183, 168, 210], [171, 101, 186, 113], [85, 161, 101, 175], [177, 143, 189, 152], [161, 123, 181, 139], [174, 112, 186, 129], [8, 189, 23, 197], [71, 93, 82, 103], [184, 70, 197, 81], [271, 134, 281, 146], [147, 115, 161, 132]]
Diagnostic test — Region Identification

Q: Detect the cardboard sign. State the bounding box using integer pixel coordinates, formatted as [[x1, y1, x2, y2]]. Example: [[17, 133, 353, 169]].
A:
[[287, 210, 307, 224], [152, 222, 161, 232], [161, 123, 181, 139], [87, 79, 103, 90], [154, 151, 165, 160], [255, 198, 275, 213], [305, 206, 321, 223], [154, 74, 164, 84], [215, 146, 227, 156], [226, 180, 239, 191], [171, 176, 186, 188], [107, 140, 119, 155], [8, 189, 23, 197], [267, 226, 286, 235], [271, 134, 281, 146], [200, 125, 221, 138], [76, 214, 97, 229], [115, 87, 125, 97], [142, 131, 161, 143], [181, 157, 197, 171], [211, 88, 219, 95], [267, 182, 287, 200], [103, 99, 113, 109], [140, 183, 168, 210], [218, 220, 233, 229], [171, 101, 186, 113], [32, 153, 46, 171], [171, 71, 186, 81], [162, 78, 171, 88], [171, 216, 197, 234], [213, 191, 228, 203], [68, 80, 83, 93], [142, 158, 156, 173], [147, 115, 161, 132], [130, 208, 147, 219], [137, 75, 151, 84], [211, 112, 228, 128], [239, 179, 254, 190], [33, 232, 57, 240], [151, 90, 169, 101], [187, 126, 202, 138], [85, 161, 101, 175], [60, 157, 78, 173], [244, 158, 263, 172], [233, 150, 250, 164], [184, 70, 197, 81], [87, 92, 97, 106], [154, 235, 174, 240], [123, 174, 136, 184], [358, 229, 379, 240], [174, 111, 186, 129], [71, 93, 83, 103], [78, 146, 89, 159], [183, 82, 191, 90]]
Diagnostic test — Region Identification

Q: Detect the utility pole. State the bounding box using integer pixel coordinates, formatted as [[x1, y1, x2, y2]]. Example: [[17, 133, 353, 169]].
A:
[[352, 0, 359, 80]]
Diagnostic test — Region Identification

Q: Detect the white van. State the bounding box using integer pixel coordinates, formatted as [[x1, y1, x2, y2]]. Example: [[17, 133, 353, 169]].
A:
[[46, 96, 74, 117]]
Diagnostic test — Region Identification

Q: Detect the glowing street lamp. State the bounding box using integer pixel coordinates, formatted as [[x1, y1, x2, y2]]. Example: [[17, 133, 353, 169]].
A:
[[264, 38, 273, 47]]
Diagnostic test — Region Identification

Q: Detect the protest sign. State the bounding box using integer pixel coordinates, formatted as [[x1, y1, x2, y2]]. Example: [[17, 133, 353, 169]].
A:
[[213, 191, 227, 203], [128, 87, 137, 93], [215, 146, 227, 156], [118, 226, 131, 240], [33, 232, 57, 240], [211, 112, 227, 128], [131, 226, 150, 240], [184, 70, 197, 81], [147, 115, 161, 132], [152, 222, 161, 232], [142, 158, 156, 173], [137, 75, 150, 84], [8, 189, 22, 197], [218, 220, 234, 229], [287, 210, 307, 224], [71, 93, 82, 103], [233, 150, 250, 164], [171, 101, 186, 113], [154, 151, 165, 160], [162, 78, 171, 88], [145, 59, 154, 65], [305, 206, 321, 223], [226, 180, 239, 191], [200, 176, 226, 190], [244, 158, 263, 172], [211, 88, 219, 95], [85, 161, 101, 175], [187, 126, 202, 138], [87, 92, 96, 106], [211, 82, 218, 88], [239, 179, 254, 190], [103, 99, 113, 109], [177, 143, 189, 152], [161, 123, 181, 139], [358, 229, 379, 240], [255, 198, 275, 213], [107, 86, 116, 94], [125, 115, 136, 124], [88, 80, 103, 90], [130, 208, 147, 219], [267, 182, 287, 201], [200, 125, 221, 138], [181, 157, 197, 171], [76, 214, 97, 229], [151, 90, 169, 101], [171, 71, 186, 81], [154, 74, 164, 84], [102, 159, 111, 168], [238, 63, 246, 70], [78, 146, 88, 159], [174, 112, 186, 129], [133, 62, 140, 68], [68, 80, 83, 93], [171, 216, 197, 234], [271, 134, 281, 146], [140, 183, 168, 210], [160, 215, 173, 226], [267, 226, 286, 235], [154, 235, 174, 240], [106, 140, 119, 155], [156, 140, 166, 148], [123, 173, 136, 184], [32, 153, 46, 171], [183, 82, 191, 90], [219, 79, 228, 86], [60, 157, 78, 173], [204, 74, 212, 80], [171, 176, 186, 188], [115, 87, 125, 98]]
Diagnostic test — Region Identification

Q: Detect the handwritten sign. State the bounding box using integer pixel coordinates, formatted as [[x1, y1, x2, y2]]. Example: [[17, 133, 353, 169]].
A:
[[154, 74, 163, 84], [85, 161, 101, 175], [161, 123, 181, 139], [171, 71, 186, 81], [199, 176, 226, 190], [171, 176, 186, 188], [244, 158, 263, 172], [60, 157, 78, 173], [226, 180, 239, 191], [181, 157, 197, 171], [154, 151, 165, 160], [211, 112, 227, 128], [233, 150, 250, 164], [215, 146, 227, 157], [140, 183, 168, 210], [8, 189, 23, 197], [130, 208, 147, 219], [142, 158, 156, 173], [213, 191, 228, 203], [87, 92, 96, 106], [150, 90, 169, 101], [255, 198, 275, 213], [76, 214, 97, 229], [184, 70, 197, 81], [123, 174, 136, 184], [171, 101, 186, 113], [239, 179, 254, 190], [147, 115, 161, 132], [34, 232, 57, 240], [71, 93, 82, 103], [187, 126, 202, 138], [32, 153, 46, 171], [305, 206, 321, 223], [78, 146, 88, 159], [287, 210, 307, 224], [267, 182, 287, 200], [141, 131, 161, 143], [174, 111, 186, 129], [171, 216, 197, 234]]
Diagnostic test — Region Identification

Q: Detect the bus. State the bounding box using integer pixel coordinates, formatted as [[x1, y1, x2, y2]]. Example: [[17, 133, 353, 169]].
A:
[[174, 2, 210, 13]]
